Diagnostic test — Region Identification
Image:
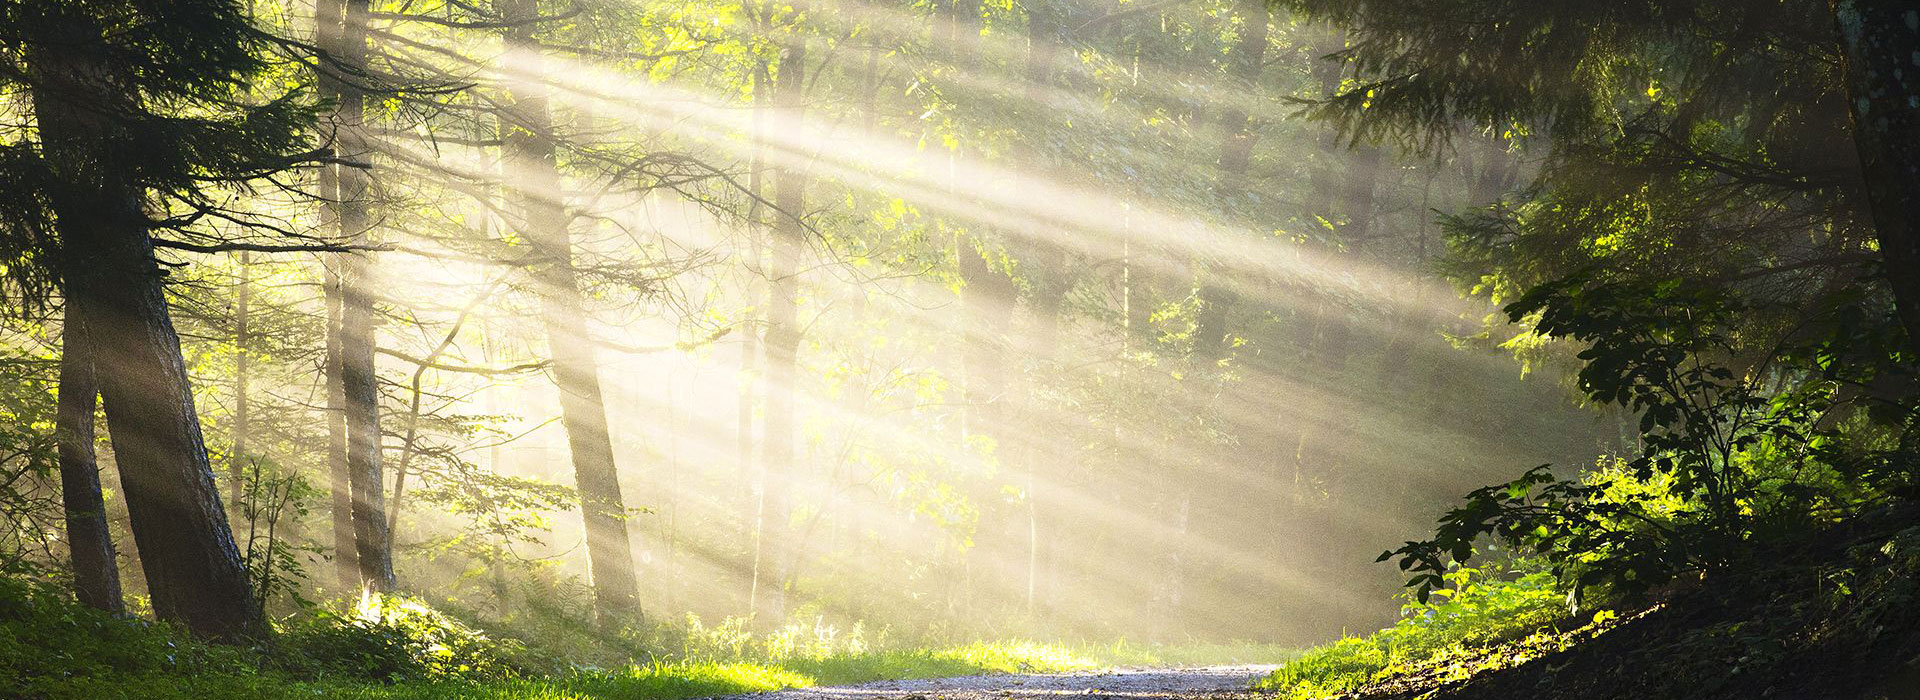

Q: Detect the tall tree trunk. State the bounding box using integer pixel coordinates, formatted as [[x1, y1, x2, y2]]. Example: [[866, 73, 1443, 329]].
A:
[[315, 0, 365, 593], [322, 0, 395, 593], [56, 298, 123, 615], [231, 251, 250, 505], [1833, 0, 1920, 358], [498, 0, 643, 625], [32, 38, 261, 639], [324, 265, 355, 591], [760, 33, 810, 623], [1195, 0, 1269, 360], [1317, 144, 1380, 372]]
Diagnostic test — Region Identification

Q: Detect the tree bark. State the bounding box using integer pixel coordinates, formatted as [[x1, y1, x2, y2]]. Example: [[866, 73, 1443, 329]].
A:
[[32, 38, 261, 639], [231, 251, 250, 505], [324, 265, 356, 591], [56, 296, 123, 615], [1833, 0, 1920, 357], [498, 0, 643, 625], [313, 0, 360, 594], [324, 0, 395, 593]]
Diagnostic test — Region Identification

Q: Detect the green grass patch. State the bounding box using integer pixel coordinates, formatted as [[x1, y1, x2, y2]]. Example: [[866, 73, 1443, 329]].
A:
[[1255, 564, 1572, 699], [785, 641, 1094, 684], [30, 662, 806, 700], [0, 575, 1111, 700], [16, 644, 1087, 700]]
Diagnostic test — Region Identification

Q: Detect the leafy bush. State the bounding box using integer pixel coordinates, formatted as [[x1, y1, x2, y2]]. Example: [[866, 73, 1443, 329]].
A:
[[276, 591, 524, 682], [1377, 277, 1907, 606]]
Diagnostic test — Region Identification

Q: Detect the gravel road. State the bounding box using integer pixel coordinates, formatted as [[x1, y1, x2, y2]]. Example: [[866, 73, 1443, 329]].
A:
[[710, 666, 1278, 700]]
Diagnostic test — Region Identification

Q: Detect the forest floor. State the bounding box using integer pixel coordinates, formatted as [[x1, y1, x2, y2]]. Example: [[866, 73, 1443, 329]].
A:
[[713, 665, 1276, 700]]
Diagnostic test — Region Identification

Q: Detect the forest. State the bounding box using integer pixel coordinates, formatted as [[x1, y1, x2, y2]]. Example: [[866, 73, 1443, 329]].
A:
[[0, 0, 1915, 698]]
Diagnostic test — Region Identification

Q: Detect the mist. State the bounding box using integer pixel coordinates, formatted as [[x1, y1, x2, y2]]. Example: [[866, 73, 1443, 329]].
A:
[[5, 0, 1618, 648]]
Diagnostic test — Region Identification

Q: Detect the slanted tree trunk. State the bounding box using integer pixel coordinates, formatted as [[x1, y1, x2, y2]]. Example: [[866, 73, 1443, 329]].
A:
[[759, 33, 811, 623], [497, 0, 643, 625], [1833, 0, 1920, 358], [56, 297, 123, 615], [32, 36, 260, 639]]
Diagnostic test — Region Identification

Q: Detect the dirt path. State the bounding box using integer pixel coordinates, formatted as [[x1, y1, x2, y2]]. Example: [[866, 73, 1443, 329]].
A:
[[713, 666, 1277, 700]]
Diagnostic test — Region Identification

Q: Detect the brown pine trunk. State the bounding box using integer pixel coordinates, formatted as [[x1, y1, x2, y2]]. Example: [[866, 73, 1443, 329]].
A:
[[498, 0, 643, 625], [32, 19, 261, 641], [325, 0, 395, 593], [56, 297, 124, 615], [1833, 0, 1920, 357], [313, 0, 359, 595], [324, 265, 356, 591], [231, 251, 251, 505]]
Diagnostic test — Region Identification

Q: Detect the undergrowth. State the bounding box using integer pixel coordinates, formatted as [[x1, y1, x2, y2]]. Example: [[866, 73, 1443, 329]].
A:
[[0, 575, 1107, 700], [1258, 516, 1920, 699], [1256, 560, 1580, 699]]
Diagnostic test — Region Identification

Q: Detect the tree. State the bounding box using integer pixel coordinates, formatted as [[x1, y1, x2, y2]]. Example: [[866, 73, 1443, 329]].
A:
[[1833, 0, 1920, 360], [496, 0, 644, 625], [55, 305, 122, 614], [315, 0, 396, 594], [1300, 0, 1920, 599], [16, 0, 318, 639], [312, 0, 357, 594]]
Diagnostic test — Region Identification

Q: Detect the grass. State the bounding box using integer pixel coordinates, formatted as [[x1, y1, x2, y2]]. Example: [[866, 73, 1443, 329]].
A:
[[0, 575, 1107, 700], [19, 646, 1088, 700], [1, 574, 1313, 700], [785, 641, 1094, 684], [302, 662, 815, 700], [1253, 564, 1574, 700]]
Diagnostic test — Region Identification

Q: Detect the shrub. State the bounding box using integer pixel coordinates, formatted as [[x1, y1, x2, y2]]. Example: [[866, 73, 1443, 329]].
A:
[[0, 576, 264, 699], [276, 591, 523, 682]]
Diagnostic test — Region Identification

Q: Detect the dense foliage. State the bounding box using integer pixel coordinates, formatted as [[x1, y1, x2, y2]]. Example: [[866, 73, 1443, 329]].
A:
[[1300, 0, 1920, 613]]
